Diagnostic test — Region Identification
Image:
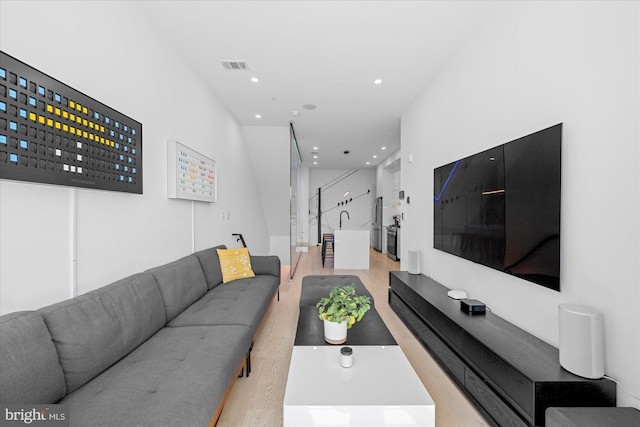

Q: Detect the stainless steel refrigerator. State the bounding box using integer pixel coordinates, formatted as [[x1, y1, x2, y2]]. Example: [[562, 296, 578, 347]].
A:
[[372, 197, 383, 251]]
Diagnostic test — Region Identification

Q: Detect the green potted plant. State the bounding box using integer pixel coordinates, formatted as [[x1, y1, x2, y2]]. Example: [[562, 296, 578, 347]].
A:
[[316, 284, 371, 344]]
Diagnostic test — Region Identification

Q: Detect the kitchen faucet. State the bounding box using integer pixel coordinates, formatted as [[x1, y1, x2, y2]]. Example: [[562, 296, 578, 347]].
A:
[[339, 210, 350, 229]]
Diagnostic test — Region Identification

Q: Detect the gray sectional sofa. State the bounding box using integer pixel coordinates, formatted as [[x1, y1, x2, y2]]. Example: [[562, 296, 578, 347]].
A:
[[0, 245, 280, 427]]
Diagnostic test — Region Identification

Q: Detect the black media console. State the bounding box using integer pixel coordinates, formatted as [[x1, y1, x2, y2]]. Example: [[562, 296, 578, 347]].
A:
[[388, 271, 616, 427]]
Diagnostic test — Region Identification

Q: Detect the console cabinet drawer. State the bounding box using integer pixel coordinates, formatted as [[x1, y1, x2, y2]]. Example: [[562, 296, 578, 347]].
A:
[[465, 368, 529, 427], [389, 273, 406, 298], [390, 279, 464, 351], [426, 304, 463, 351], [424, 324, 465, 384], [463, 332, 533, 419], [404, 284, 430, 319], [389, 290, 429, 337], [390, 290, 465, 384]]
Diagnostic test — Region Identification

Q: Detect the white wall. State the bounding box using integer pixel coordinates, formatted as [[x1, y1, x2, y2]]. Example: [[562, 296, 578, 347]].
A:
[[377, 149, 402, 252], [309, 169, 376, 245], [401, 1, 639, 408], [0, 1, 269, 313], [384, 165, 401, 228], [242, 125, 290, 262], [297, 167, 310, 246]]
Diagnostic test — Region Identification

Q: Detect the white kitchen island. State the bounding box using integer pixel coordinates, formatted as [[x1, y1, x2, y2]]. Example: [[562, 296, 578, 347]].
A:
[[333, 229, 370, 269]]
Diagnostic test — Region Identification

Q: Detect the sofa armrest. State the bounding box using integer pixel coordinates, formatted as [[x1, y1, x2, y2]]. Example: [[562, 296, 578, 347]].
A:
[[250, 255, 280, 278], [0, 311, 67, 403]]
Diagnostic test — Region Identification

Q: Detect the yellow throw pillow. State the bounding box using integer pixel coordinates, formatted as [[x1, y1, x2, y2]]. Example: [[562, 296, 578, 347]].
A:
[[217, 248, 255, 283]]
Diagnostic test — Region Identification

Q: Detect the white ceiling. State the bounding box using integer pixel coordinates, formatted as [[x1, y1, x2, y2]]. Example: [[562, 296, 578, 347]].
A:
[[137, 1, 502, 170]]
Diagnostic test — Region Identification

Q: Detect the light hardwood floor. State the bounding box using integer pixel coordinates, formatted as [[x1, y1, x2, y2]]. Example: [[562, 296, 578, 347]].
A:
[[218, 247, 489, 427]]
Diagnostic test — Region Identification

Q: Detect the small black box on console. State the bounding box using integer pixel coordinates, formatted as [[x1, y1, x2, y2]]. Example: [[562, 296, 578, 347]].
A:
[[461, 298, 486, 314]]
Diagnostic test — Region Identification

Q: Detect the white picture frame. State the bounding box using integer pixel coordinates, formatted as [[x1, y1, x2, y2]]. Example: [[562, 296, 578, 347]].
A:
[[167, 140, 217, 203]]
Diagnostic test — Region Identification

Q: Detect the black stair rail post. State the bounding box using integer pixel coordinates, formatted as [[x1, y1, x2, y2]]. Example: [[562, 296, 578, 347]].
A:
[[317, 187, 322, 245], [231, 233, 247, 248]]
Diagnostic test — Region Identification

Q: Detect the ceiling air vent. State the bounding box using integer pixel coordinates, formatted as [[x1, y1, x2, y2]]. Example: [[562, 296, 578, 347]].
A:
[[220, 60, 249, 71]]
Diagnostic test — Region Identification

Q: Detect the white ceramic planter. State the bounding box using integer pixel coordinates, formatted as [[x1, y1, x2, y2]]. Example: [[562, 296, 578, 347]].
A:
[[323, 319, 347, 344]]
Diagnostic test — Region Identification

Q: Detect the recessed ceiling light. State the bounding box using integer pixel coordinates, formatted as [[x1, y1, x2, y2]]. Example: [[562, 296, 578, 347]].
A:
[[255, 114, 262, 119], [313, 161, 318, 165], [374, 79, 382, 85], [250, 77, 259, 83], [365, 162, 370, 165], [302, 104, 317, 110], [373, 155, 377, 159], [313, 155, 318, 159], [381, 146, 386, 150], [313, 146, 318, 150]]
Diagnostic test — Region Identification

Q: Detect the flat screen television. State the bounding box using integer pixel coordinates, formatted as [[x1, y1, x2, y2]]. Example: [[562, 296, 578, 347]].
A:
[[434, 123, 562, 291]]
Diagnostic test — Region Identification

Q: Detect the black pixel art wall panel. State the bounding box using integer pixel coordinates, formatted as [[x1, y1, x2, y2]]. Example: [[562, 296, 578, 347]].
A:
[[0, 51, 142, 193]]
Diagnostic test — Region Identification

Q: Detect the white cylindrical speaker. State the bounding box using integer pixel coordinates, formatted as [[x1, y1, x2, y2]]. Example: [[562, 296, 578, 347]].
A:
[[558, 304, 604, 379], [407, 250, 420, 275]]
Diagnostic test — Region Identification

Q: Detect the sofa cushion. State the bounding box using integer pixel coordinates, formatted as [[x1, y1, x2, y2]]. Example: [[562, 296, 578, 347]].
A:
[[250, 254, 281, 278], [168, 275, 279, 335], [60, 325, 252, 427], [0, 311, 66, 403], [147, 254, 208, 321], [193, 245, 227, 290], [39, 272, 166, 394], [217, 248, 255, 283]]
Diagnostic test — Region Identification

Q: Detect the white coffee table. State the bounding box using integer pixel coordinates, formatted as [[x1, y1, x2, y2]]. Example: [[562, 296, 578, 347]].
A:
[[283, 345, 435, 426]]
